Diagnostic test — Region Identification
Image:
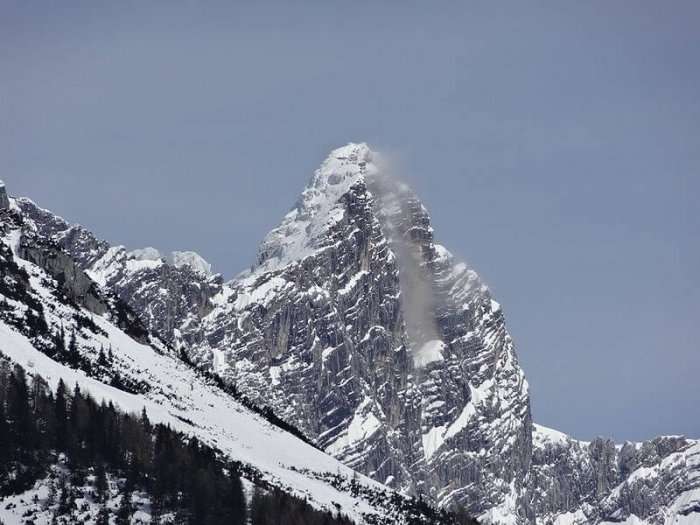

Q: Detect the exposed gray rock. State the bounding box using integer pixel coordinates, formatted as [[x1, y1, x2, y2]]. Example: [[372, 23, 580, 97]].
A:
[[17, 230, 109, 316], [0, 181, 9, 210], [531, 425, 700, 524]]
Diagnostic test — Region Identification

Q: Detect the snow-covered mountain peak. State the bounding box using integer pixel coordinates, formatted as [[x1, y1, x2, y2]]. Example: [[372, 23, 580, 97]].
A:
[[298, 142, 378, 215], [252, 142, 380, 273]]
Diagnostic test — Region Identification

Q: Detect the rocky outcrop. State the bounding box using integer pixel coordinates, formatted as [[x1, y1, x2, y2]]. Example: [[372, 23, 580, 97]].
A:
[[18, 230, 109, 316], [0, 181, 9, 210], [531, 426, 700, 524]]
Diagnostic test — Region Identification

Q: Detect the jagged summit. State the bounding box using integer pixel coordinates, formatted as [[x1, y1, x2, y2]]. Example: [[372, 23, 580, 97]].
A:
[[254, 142, 379, 272], [194, 143, 532, 520]]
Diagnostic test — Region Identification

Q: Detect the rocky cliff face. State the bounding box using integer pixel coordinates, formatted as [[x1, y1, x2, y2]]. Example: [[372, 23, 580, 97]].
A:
[[8, 145, 699, 525], [531, 425, 700, 525]]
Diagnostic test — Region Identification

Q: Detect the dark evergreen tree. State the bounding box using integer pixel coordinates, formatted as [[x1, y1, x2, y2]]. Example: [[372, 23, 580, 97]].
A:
[[115, 485, 133, 525], [97, 345, 108, 367], [54, 379, 68, 451], [95, 463, 108, 503], [96, 505, 110, 525], [67, 330, 79, 368]]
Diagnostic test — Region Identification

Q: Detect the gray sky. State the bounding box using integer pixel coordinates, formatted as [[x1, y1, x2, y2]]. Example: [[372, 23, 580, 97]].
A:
[[2, 1, 698, 442]]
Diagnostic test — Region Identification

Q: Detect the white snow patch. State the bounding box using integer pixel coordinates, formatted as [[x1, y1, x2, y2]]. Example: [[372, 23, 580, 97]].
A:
[[552, 509, 588, 525], [127, 247, 212, 276], [211, 345, 229, 375], [422, 425, 447, 462], [87, 246, 126, 286], [327, 398, 382, 455], [129, 246, 162, 261], [233, 276, 289, 309], [269, 366, 282, 386], [422, 379, 494, 461], [443, 403, 477, 441], [126, 257, 163, 272], [170, 250, 212, 276], [600, 514, 648, 525], [412, 339, 446, 368], [478, 481, 520, 525], [339, 270, 367, 295], [533, 423, 570, 447]]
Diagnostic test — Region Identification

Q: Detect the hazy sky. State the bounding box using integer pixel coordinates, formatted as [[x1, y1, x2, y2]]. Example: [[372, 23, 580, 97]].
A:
[[2, 1, 698, 442]]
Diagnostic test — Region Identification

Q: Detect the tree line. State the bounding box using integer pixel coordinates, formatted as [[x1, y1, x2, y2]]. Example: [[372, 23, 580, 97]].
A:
[[0, 356, 355, 524]]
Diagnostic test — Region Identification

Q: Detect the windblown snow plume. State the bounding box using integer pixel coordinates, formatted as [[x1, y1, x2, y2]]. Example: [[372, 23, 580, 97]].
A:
[[367, 170, 444, 367]]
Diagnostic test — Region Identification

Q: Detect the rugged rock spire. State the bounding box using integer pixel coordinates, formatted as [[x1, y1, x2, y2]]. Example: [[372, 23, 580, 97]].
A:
[[186, 143, 533, 519]]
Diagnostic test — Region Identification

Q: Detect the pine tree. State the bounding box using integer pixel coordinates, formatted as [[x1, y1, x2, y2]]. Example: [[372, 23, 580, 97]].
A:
[[67, 330, 79, 368], [95, 463, 108, 503], [227, 464, 247, 525], [57, 473, 70, 515], [115, 485, 134, 525], [51, 325, 66, 360], [96, 505, 110, 525], [54, 379, 68, 450], [97, 345, 108, 367], [7, 365, 32, 449], [46, 475, 57, 509]]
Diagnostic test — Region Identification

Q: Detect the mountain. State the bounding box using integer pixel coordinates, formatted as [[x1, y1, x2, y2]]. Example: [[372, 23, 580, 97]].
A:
[[2, 144, 698, 525], [0, 183, 470, 524]]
